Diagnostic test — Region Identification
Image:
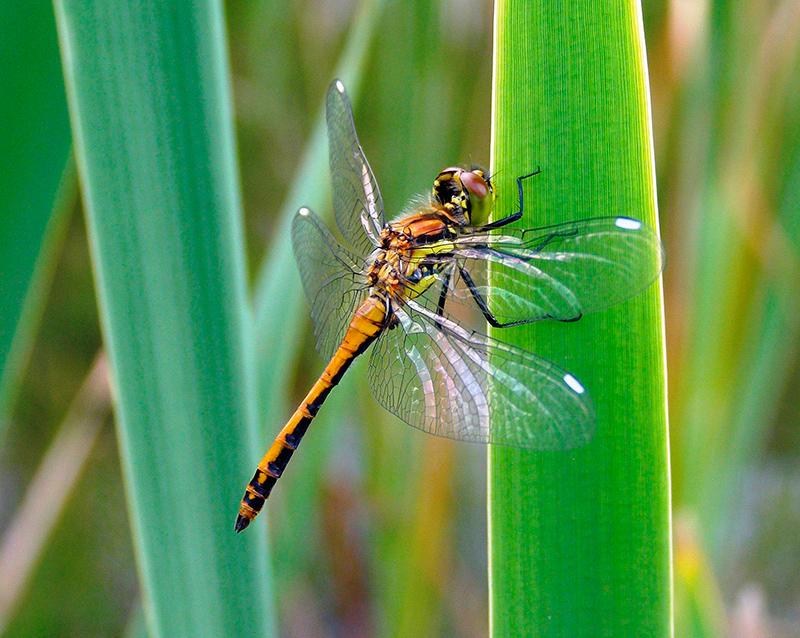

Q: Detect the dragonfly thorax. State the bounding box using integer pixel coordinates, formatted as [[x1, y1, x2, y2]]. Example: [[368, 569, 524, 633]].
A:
[[366, 227, 414, 292]]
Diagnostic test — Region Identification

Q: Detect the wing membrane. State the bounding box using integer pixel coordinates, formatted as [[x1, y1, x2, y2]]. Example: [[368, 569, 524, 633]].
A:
[[437, 217, 663, 324], [291, 208, 368, 360], [326, 80, 384, 258], [368, 299, 594, 449]]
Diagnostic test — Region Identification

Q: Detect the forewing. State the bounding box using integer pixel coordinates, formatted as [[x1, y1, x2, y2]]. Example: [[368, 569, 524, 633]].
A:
[[442, 216, 663, 324], [291, 207, 368, 360], [326, 80, 384, 258], [368, 299, 594, 449]]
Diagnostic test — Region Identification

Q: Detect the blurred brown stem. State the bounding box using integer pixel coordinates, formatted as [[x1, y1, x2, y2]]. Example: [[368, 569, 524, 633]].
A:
[[0, 353, 110, 633]]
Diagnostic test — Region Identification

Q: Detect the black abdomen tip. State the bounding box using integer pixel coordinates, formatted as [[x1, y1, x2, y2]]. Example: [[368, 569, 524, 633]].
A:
[[234, 514, 251, 533]]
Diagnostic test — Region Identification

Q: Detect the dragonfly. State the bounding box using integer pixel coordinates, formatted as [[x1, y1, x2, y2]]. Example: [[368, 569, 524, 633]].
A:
[[235, 79, 663, 532]]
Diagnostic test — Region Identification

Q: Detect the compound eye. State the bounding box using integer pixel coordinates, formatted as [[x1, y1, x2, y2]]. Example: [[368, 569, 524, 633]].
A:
[[461, 170, 489, 199]]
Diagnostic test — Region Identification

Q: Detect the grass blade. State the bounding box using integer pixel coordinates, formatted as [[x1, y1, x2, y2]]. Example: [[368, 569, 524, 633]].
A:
[[54, 2, 273, 635], [247, 0, 386, 594], [252, 0, 385, 425], [488, 2, 671, 636]]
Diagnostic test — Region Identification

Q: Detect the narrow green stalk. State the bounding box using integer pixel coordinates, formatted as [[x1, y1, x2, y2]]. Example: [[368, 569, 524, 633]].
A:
[[248, 0, 386, 585], [253, 0, 386, 430], [488, 2, 671, 636], [54, 2, 273, 636]]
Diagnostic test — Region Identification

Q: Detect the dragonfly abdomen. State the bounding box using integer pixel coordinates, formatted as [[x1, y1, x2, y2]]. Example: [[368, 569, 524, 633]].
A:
[[235, 295, 387, 532]]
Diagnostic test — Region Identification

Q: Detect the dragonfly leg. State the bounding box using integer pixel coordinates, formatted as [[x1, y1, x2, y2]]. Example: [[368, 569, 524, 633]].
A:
[[457, 262, 584, 327], [383, 296, 399, 330], [436, 269, 451, 318], [472, 167, 541, 231], [456, 265, 534, 328], [459, 259, 582, 324]]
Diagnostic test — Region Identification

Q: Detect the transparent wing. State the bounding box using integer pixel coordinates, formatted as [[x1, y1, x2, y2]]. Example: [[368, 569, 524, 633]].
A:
[[430, 216, 663, 324], [291, 207, 369, 360], [326, 80, 384, 258], [368, 299, 594, 449]]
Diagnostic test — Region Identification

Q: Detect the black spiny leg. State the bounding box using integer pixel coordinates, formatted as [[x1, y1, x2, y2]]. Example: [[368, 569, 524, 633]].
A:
[[458, 265, 535, 329], [473, 167, 541, 231], [435, 269, 451, 325]]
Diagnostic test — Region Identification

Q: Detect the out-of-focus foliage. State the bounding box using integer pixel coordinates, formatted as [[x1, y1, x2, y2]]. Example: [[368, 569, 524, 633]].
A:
[[1, 1, 798, 636], [649, 0, 800, 635], [0, 3, 72, 434]]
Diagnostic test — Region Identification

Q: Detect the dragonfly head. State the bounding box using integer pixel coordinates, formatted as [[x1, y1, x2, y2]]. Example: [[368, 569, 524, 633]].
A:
[[432, 167, 493, 226]]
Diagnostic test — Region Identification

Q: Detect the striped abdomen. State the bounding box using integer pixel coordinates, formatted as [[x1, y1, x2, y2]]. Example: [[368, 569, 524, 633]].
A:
[[235, 294, 387, 532]]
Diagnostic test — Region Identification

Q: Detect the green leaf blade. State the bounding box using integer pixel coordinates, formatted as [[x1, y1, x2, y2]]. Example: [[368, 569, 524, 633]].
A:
[[54, 2, 274, 636], [489, 3, 671, 636]]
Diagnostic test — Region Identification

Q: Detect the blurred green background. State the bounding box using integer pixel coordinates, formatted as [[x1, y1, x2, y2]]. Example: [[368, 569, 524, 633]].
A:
[[1, 1, 798, 636]]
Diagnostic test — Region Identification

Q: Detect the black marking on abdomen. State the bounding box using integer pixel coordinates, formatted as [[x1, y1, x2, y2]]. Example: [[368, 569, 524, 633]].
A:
[[290, 416, 312, 444], [268, 445, 295, 477], [244, 490, 266, 511], [248, 472, 277, 500], [307, 401, 321, 416], [284, 430, 301, 449], [328, 359, 354, 386], [328, 334, 378, 386]]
